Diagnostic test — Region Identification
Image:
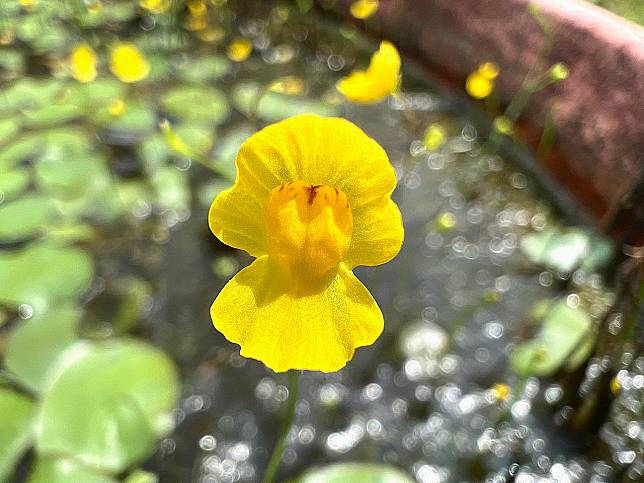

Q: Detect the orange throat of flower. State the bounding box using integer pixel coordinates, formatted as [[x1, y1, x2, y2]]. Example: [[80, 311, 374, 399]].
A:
[[265, 180, 353, 284]]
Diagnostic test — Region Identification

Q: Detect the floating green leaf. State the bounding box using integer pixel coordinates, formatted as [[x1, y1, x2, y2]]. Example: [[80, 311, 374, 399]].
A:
[[178, 56, 231, 83], [520, 227, 613, 272], [297, 463, 415, 483], [35, 155, 110, 201], [510, 299, 594, 377], [5, 305, 81, 392], [0, 389, 36, 482], [0, 119, 21, 147], [0, 78, 64, 114], [27, 457, 116, 483], [233, 82, 338, 121], [68, 79, 126, 109], [0, 195, 60, 241], [0, 244, 94, 310], [37, 339, 179, 473], [0, 169, 29, 201], [152, 166, 190, 212], [161, 85, 229, 125]]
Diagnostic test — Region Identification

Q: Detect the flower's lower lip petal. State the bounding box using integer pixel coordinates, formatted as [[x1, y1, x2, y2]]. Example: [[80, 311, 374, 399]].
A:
[[210, 257, 384, 373]]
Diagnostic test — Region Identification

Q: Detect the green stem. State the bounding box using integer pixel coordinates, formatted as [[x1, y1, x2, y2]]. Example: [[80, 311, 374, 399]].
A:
[[262, 370, 299, 483]]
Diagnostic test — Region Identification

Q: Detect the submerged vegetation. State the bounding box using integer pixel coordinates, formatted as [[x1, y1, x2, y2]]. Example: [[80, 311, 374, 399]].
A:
[[0, 1, 641, 482]]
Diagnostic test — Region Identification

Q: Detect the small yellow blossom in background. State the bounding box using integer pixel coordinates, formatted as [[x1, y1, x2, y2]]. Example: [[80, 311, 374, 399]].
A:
[[187, 0, 207, 17], [108, 99, 126, 117], [610, 377, 620, 395], [491, 383, 512, 402], [0, 30, 14, 46], [198, 27, 226, 43], [160, 120, 195, 159], [423, 123, 446, 150], [139, 0, 170, 14], [20, 0, 37, 12], [209, 114, 404, 372], [466, 62, 500, 99], [86, 0, 103, 14], [350, 0, 379, 19], [70, 44, 98, 83], [337, 41, 401, 104], [548, 62, 569, 82], [227, 38, 252, 62], [268, 76, 305, 95], [435, 212, 456, 232], [110, 43, 150, 83]]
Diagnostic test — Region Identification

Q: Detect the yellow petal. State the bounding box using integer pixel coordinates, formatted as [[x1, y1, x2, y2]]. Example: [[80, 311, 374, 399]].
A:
[[337, 41, 400, 104], [350, 0, 379, 19], [346, 197, 403, 268], [69, 44, 97, 83], [227, 38, 252, 62], [465, 72, 494, 99], [110, 43, 150, 83], [211, 257, 384, 372], [139, 0, 169, 14], [209, 114, 400, 259]]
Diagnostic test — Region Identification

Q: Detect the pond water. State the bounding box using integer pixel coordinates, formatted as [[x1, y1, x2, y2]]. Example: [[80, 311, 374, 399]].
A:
[[0, 1, 641, 483]]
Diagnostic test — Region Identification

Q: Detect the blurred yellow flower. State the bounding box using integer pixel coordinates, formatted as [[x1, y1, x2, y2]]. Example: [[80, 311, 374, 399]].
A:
[[187, 0, 207, 17], [209, 114, 403, 372], [423, 123, 446, 150], [0, 30, 15, 46], [350, 0, 379, 19], [227, 38, 252, 62], [491, 383, 511, 402], [337, 41, 401, 104], [70, 44, 97, 83], [139, 0, 170, 14], [268, 76, 305, 95], [110, 43, 150, 83], [20, 0, 37, 11], [108, 99, 126, 117], [466, 62, 499, 99]]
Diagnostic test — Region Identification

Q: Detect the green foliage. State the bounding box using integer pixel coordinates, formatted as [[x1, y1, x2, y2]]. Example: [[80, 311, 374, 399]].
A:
[[0, 389, 36, 482], [511, 299, 594, 377], [297, 463, 415, 483]]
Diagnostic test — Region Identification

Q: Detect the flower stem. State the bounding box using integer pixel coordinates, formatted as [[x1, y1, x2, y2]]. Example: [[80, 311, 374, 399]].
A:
[[262, 370, 299, 483]]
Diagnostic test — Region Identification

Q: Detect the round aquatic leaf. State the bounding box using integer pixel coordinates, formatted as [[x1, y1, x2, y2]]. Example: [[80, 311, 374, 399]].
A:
[[138, 134, 171, 172], [0, 78, 64, 114], [28, 25, 67, 54], [41, 128, 92, 158], [0, 49, 25, 77], [27, 457, 115, 483], [520, 227, 613, 273], [78, 2, 136, 27], [0, 244, 94, 310], [98, 103, 156, 133], [69, 79, 126, 109], [161, 86, 229, 125], [0, 389, 36, 482], [0, 135, 43, 171], [5, 306, 81, 392], [37, 339, 180, 473], [178, 56, 231, 83], [0, 195, 60, 241], [297, 463, 415, 483], [152, 166, 190, 212], [35, 155, 110, 200], [233, 82, 338, 121], [0, 170, 29, 201], [0, 119, 20, 147], [510, 299, 594, 377]]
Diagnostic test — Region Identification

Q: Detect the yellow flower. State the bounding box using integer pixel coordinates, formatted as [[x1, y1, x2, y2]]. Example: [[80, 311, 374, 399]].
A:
[[337, 41, 401, 104], [465, 62, 499, 99], [108, 99, 126, 117], [227, 38, 252, 62], [209, 114, 404, 372], [423, 123, 446, 150], [268, 76, 305, 96], [69, 44, 97, 83], [350, 0, 379, 19], [110, 43, 150, 83], [20, 0, 37, 11], [139, 0, 170, 14], [491, 383, 511, 402]]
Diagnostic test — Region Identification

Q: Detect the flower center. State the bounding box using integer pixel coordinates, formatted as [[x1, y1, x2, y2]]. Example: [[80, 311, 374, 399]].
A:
[[265, 180, 353, 281]]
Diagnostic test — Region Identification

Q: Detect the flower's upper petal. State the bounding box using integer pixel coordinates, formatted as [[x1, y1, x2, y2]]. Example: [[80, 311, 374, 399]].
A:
[[210, 256, 384, 372], [209, 114, 400, 258], [346, 197, 404, 268], [337, 41, 400, 103]]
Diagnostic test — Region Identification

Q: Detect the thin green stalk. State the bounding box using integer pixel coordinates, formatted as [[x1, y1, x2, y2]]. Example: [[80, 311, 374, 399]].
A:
[[262, 370, 299, 483]]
